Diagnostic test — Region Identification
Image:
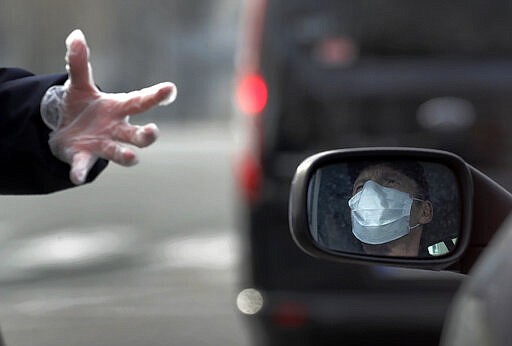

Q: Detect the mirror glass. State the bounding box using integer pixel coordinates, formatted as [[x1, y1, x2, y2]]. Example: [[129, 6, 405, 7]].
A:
[[307, 159, 461, 258]]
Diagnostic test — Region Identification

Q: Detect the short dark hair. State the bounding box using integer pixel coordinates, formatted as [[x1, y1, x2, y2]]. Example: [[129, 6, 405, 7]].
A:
[[348, 160, 430, 200]]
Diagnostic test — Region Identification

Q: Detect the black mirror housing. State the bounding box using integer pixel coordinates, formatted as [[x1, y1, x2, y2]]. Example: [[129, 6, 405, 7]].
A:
[[289, 147, 511, 273]]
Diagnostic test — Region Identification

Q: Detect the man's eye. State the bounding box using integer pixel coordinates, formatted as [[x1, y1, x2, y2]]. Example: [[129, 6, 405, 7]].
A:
[[354, 184, 363, 193], [385, 179, 398, 186]]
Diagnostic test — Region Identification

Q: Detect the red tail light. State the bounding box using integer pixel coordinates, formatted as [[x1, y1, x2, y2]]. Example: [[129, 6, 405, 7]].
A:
[[236, 73, 268, 116], [236, 153, 262, 203], [234, 72, 266, 203], [234, 0, 268, 202], [272, 301, 308, 328]]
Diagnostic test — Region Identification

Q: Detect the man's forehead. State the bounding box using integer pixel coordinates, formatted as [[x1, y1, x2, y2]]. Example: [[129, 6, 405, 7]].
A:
[[356, 164, 420, 190], [358, 164, 407, 180]]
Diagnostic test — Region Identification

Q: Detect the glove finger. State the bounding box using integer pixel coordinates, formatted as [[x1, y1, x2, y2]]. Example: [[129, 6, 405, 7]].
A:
[[96, 140, 139, 167], [65, 29, 96, 90], [120, 82, 177, 115], [70, 151, 98, 185], [114, 123, 159, 148]]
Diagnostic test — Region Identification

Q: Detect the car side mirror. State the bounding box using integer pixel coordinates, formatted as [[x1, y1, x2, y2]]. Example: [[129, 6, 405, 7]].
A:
[[289, 148, 512, 273]]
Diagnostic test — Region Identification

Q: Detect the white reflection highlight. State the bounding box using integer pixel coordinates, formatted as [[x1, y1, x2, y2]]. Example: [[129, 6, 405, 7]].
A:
[[417, 97, 476, 131], [0, 227, 134, 281], [236, 288, 263, 315], [27, 231, 122, 263], [158, 233, 238, 270]]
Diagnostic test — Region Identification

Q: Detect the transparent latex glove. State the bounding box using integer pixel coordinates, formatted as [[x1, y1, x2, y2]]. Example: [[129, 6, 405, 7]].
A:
[[40, 29, 177, 185]]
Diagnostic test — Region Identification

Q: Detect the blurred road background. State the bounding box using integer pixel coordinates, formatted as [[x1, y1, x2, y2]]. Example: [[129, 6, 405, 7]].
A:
[[0, 125, 249, 346], [0, 1, 249, 345]]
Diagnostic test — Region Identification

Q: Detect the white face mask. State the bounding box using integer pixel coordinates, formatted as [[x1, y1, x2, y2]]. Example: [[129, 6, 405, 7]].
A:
[[348, 180, 421, 245]]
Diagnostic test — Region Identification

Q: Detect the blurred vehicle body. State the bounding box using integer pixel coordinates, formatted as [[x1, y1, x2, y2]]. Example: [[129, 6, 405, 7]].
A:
[[232, 0, 512, 345]]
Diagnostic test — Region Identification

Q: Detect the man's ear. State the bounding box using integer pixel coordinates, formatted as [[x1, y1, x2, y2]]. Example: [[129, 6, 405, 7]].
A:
[[418, 201, 433, 224]]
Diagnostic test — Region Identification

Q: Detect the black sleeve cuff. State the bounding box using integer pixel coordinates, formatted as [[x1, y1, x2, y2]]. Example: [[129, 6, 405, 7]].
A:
[[0, 69, 108, 195]]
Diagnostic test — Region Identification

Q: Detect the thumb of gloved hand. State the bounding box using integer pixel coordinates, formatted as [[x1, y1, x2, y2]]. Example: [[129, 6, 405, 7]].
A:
[[42, 29, 177, 185]]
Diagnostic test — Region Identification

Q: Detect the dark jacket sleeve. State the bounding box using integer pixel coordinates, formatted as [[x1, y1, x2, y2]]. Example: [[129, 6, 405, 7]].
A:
[[0, 67, 108, 195]]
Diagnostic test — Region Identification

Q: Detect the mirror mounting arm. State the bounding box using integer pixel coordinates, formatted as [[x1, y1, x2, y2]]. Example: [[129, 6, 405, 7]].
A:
[[457, 166, 512, 273]]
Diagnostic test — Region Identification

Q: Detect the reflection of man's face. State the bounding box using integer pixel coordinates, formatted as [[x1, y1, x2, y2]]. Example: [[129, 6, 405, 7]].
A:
[[352, 164, 433, 257]]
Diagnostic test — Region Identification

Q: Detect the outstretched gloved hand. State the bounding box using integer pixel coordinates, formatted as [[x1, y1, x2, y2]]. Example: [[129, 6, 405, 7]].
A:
[[40, 29, 177, 185]]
